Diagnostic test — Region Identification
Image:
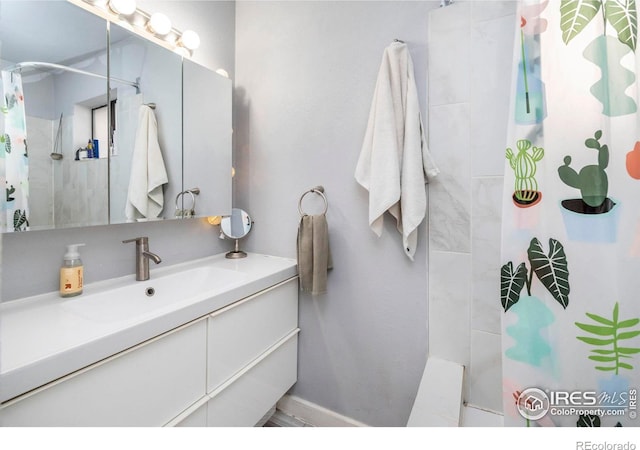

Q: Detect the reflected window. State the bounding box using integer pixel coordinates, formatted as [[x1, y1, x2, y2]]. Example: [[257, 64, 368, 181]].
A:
[[91, 100, 115, 159]]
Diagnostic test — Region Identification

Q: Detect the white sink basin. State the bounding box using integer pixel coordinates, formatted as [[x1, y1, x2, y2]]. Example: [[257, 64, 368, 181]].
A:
[[0, 252, 298, 403], [61, 265, 248, 323]]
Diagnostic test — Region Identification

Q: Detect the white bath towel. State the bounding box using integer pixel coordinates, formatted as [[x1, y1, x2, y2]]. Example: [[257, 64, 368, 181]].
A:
[[125, 105, 169, 220], [355, 41, 439, 260]]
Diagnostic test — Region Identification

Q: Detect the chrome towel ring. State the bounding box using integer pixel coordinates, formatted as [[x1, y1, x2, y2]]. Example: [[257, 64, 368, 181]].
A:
[[298, 186, 328, 216], [175, 187, 200, 218]]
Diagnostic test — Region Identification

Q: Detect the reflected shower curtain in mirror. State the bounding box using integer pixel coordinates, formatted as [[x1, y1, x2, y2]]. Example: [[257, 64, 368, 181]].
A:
[[1, 71, 29, 232], [501, 1, 640, 427]]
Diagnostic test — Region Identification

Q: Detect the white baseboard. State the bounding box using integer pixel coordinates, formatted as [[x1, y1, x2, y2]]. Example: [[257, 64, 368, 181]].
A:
[[276, 395, 369, 427]]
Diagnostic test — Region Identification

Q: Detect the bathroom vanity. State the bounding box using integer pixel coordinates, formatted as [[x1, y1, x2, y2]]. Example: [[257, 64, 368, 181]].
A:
[[0, 253, 298, 427]]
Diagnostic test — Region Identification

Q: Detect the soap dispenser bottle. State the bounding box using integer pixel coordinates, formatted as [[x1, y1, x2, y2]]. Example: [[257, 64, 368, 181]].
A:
[[60, 243, 85, 298]]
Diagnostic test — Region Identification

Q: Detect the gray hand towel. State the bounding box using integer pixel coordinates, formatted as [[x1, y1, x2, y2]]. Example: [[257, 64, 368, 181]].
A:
[[297, 214, 333, 295]]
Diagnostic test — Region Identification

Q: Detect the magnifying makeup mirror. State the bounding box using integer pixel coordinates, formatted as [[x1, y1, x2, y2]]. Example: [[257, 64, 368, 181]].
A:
[[220, 208, 252, 258]]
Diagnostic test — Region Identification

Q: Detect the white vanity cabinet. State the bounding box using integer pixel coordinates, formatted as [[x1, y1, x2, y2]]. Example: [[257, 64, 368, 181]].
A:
[[0, 271, 299, 427], [170, 277, 299, 427], [0, 318, 208, 426], [205, 278, 298, 427]]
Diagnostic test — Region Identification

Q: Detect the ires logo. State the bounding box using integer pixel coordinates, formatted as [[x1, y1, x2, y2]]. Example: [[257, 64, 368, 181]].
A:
[[516, 387, 636, 421], [516, 388, 550, 421]]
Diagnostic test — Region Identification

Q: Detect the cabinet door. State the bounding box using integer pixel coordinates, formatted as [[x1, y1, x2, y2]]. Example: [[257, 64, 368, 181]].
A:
[[0, 319, 207, 426], [207, 278, 298, 392], [207, 331, 298, 427]]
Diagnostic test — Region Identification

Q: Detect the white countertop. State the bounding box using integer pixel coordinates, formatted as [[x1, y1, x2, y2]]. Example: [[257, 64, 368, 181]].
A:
[[0, 253, 297, 403]]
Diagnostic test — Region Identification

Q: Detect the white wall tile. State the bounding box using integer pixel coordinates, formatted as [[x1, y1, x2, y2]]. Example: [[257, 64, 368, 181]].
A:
[[467, 330, 502, 413], [428, 2, 471, 106], [471, 0, 518, 22], [26, 116, 55, 229], [428, 0, 516, 416], [428, 251, 471, 366], [429, 0, 470, 36], [471, 176, 503, 334], [428, 103, 471, 253], [470, 13, 516, 177]]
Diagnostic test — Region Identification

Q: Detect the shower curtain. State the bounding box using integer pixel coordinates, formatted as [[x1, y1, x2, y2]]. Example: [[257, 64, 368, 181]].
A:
[[501, 1, 640, 427], [1, 71, 29, 232]]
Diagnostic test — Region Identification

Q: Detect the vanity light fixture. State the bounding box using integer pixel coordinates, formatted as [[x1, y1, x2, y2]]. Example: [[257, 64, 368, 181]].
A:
[[82, 0, 201, 56], [109, 0, 136, 16], [147, 12, 172, 36], [178, 30, 201, 51]]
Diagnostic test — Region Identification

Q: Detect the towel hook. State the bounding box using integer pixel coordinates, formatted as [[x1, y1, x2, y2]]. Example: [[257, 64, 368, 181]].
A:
[[298, 186, 328, 216]]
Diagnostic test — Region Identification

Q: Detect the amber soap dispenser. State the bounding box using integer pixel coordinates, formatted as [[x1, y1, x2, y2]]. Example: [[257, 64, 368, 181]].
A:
[[60, 243, 85, 298]]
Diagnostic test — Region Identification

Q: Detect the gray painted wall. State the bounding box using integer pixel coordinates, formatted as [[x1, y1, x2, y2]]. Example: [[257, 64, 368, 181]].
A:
[[2, 1, 236, 301], [234, 0, 439, 426]]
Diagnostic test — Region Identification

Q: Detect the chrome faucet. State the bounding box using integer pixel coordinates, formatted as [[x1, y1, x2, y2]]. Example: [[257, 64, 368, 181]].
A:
[[122, 237, 162, 281]]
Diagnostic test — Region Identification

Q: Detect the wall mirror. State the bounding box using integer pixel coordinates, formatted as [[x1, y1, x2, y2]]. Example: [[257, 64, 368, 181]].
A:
[[0, 0, 232, 232], [183, 59, 232, 220], [0, 0, 109, 231], [108, 22, 183, 224]]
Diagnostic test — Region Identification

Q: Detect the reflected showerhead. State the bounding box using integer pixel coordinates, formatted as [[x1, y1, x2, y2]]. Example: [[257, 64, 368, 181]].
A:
[[51, 113, 64, 160]]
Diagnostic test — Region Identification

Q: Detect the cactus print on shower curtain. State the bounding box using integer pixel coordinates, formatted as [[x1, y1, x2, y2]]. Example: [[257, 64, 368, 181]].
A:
[[1, 71, 29, 231], [501, 0, 640, 427]]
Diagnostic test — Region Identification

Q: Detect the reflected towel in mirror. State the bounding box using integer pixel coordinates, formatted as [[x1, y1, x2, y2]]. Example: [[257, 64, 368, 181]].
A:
[[125, 105, 169, 220]]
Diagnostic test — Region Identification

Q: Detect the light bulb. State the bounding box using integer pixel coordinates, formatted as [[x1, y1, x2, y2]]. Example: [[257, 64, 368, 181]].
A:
[[207, 216, 222, 226], [147, 12, 172, 36], [109, 0, 136, 15], [85, 0, 108, 6], [179, 30, 200, 51]]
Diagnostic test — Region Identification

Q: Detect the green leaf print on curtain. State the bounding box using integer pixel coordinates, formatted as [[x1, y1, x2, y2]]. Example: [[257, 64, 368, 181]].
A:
[[560, 0, 601, 45], [604, 0, 638, 52], [561, 0, 638, 116], [576, 302, 640, 374], [501, 0, 640, 427], [561, 0, 637, 52], [500, 237, 570, 312]]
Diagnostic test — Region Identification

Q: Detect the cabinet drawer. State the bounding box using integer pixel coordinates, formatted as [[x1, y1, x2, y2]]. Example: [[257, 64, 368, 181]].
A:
[[207, 277, 298, 392], [0, 319, 207, 427], [174, 402, 208, 427], [207, 331, 298, 427]]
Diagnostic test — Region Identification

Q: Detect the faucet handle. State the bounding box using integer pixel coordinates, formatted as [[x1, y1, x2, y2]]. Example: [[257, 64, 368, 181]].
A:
[[122, 237, 148, 244]]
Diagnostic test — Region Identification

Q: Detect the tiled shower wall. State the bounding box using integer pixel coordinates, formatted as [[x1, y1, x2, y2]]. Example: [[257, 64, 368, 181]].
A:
[[427, 1, 517, 413], [26, 116, 55, 229]]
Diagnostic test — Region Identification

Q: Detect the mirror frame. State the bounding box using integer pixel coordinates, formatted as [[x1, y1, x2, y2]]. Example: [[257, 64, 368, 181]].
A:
[[221, 208, 252, 259]]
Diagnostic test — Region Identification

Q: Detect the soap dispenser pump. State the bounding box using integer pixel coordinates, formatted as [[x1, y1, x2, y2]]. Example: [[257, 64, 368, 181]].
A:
[[60, 243, 85, 298]]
